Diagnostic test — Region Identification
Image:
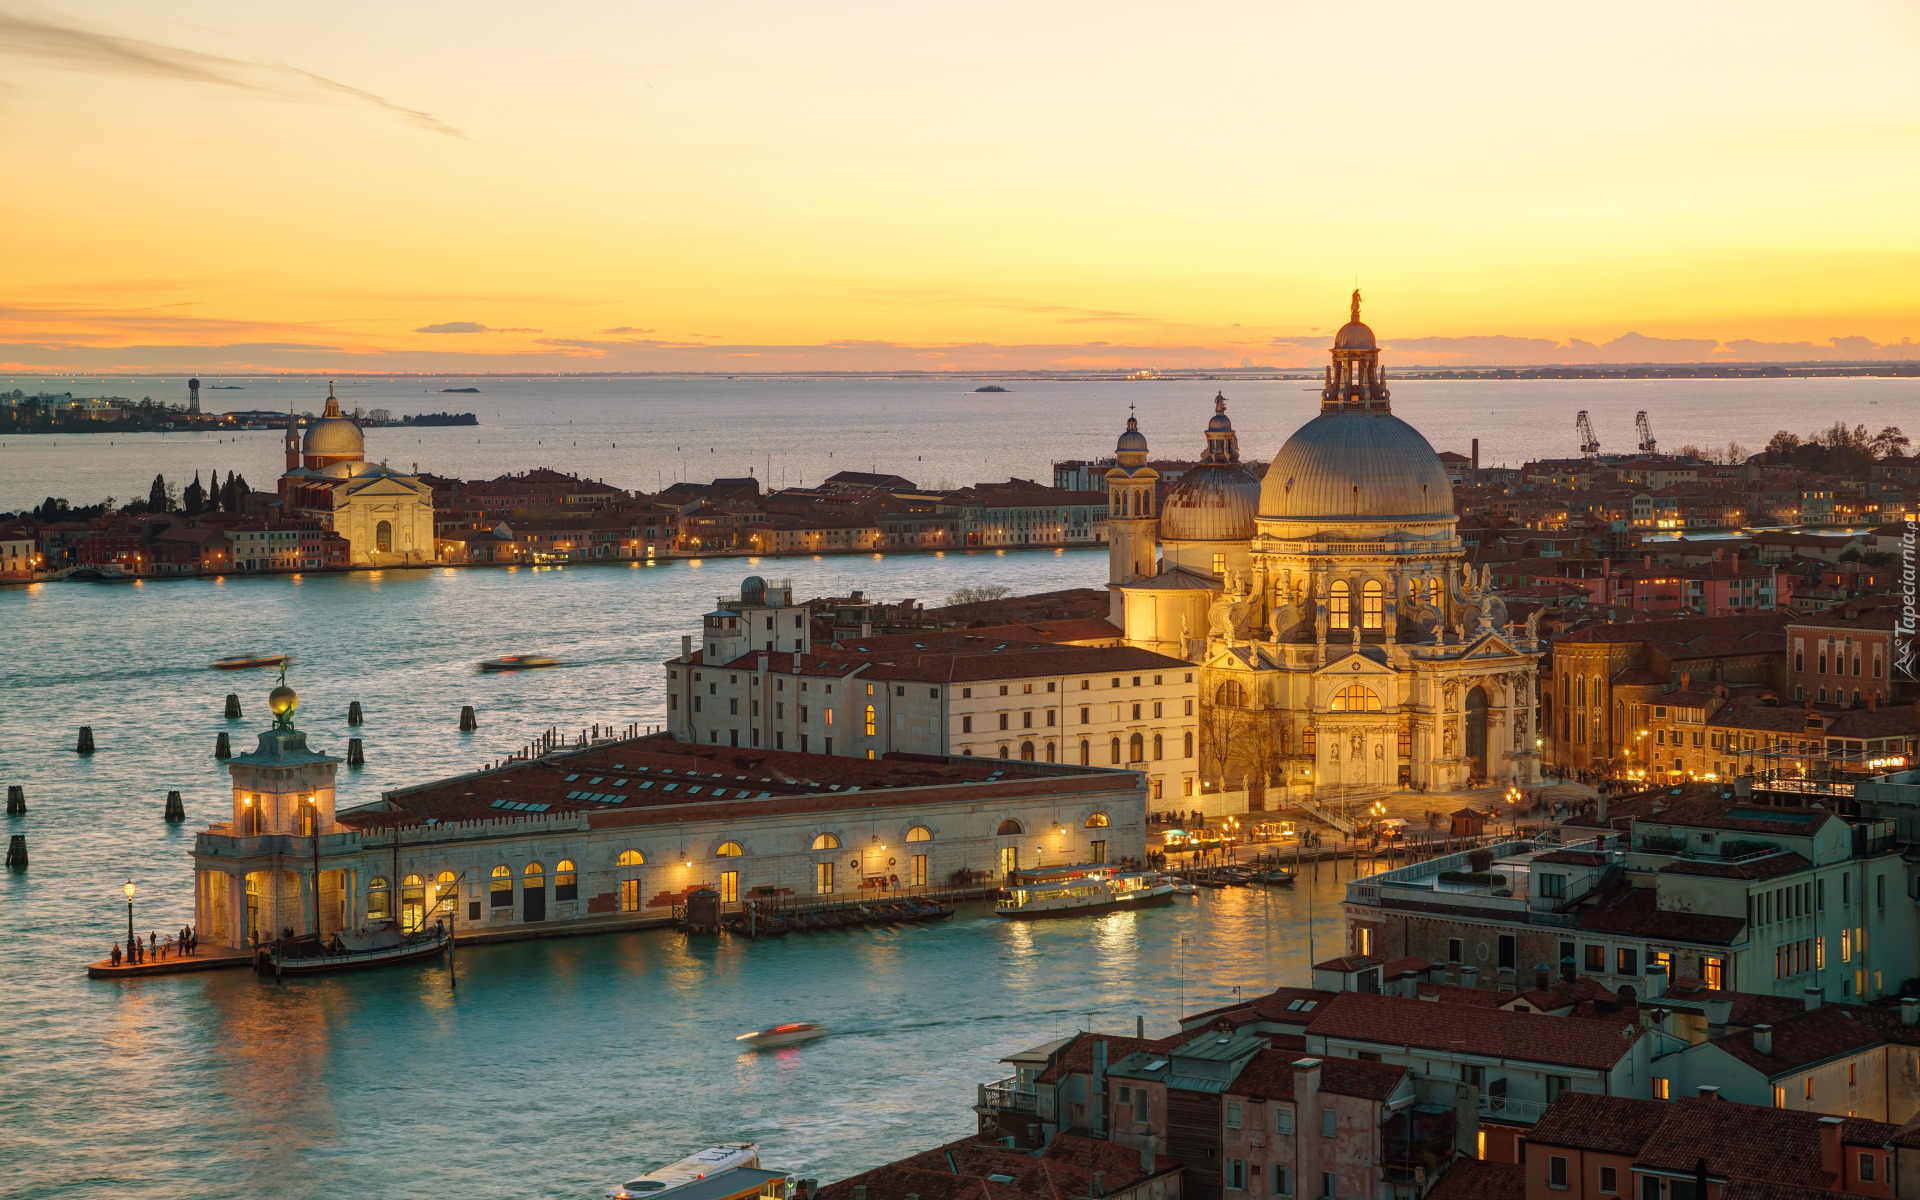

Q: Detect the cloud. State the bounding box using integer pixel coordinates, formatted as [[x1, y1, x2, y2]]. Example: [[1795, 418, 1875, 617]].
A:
[[597, 326, 654, 335], [414, 321, 537, 334], [0, 9, 464, 137]]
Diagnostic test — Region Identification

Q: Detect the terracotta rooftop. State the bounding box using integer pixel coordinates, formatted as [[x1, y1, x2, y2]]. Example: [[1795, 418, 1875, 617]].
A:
[[1528, 1090, 1671, 1155], [1635, 1097, 1842, 1188], [1711, 1003, 1920, 1076], [1304, 991, 1641, 1070], [1575, 886, 1747, 945], [1424, 1159, 1525, 1200], [340, 733, 1126, 831], [1663, 852, 1813, 880]]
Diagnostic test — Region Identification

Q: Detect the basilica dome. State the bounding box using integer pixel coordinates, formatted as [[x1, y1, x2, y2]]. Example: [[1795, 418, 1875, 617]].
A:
[[1162, 463, 1260, 541], [302, 386, 365, 463], [1259, 407, 1453, 523]]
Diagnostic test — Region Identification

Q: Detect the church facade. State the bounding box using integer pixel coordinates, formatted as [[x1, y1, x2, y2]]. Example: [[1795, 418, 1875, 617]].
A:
[[278, 385, 435, 567], [1105, 295, 1542, 799]]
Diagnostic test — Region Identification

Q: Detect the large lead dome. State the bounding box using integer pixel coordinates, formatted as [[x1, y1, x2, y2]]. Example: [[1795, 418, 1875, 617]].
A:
[[1258, 291, 1454, 523], [302, 384, 365, 462], [1162, 393, 1260, 541]]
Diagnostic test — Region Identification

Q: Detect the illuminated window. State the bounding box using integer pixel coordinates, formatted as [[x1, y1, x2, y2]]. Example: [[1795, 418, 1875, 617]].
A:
[[617, 848, 644, 866], [554, 861, 577, 901], [719, 870, 739, 903], [1703, 956, 1725, 990], [367, 875, 392, 920], [524, 862, 542, 879], [402, 873, 426, 931], [716, 841, 743, 857], [1021, 740, 1035, 761], [1361, 580, 1383, 630], [1211, 552, 1226, 575], [619, 878, 639, 912], [1086, 812, 1110, 828], [864, 705, 876, 736], [1429, 578, 1443, 609], [816, 861, 835, 895], [489, 865, 512, 909], [911, 854, 928, 886], [1000, 846, 1019, 876], [1329, 580, 1350, 630], [1304, 726, 1316, 753], [1129, 733, 1145, 763], [812, 832, 840, 850], [906, 825, 932, 842], [1331, 684, 1382, 712]]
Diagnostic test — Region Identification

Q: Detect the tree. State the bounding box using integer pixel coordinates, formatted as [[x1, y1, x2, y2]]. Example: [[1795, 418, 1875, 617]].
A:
[[1725, 441, 1748, 465], [147, 473, 169, 513], [1871, 426, 1910, 459], [227, 472, 251, 513], [1764, 431, 1800, 463], [182, 472, 205, 516], [946, 583, 1012, 607]]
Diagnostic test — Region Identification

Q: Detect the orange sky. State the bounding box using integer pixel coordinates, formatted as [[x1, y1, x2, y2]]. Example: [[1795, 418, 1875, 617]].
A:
[[2, 1, 1918, 372]]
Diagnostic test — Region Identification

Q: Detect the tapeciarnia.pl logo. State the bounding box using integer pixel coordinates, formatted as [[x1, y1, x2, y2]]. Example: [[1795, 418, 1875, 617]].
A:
[[1898, 518, 1917, 682]]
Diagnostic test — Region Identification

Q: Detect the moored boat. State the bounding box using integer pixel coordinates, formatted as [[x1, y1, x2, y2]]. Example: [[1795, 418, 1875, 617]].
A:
[[480, 654, 560, 671], [606, 1145, 763, 1200], [254, 923, 448, 976], [995, 864, 1177, 918]]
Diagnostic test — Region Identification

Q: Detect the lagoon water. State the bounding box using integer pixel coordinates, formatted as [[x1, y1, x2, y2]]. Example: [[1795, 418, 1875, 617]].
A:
[[1, 549, 1363, 1199], [3, 373, 1916, 514]]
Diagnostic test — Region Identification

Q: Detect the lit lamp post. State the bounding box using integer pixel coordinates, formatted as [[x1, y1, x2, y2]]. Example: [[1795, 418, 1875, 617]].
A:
[[123, 880, 136, 954]]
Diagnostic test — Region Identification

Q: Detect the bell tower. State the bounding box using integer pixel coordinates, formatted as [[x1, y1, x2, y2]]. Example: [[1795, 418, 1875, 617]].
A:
[[284, 411, 301, 472], [1105, 409, 1160, 624], [1322, 290, 1391, 413]]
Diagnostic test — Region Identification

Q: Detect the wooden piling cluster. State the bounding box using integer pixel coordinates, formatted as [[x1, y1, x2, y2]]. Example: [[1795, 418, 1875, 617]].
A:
[[164, 790, 185, 822], [5, 834, 25, 870], [75, 726, 95, 755], [214, 732, 232, 759], [224, 693, 242, 719], [459, 705, 478, 732], [347, 737, 365, 766], [347, 700, 363, 726], [6, 785, 23, 816]]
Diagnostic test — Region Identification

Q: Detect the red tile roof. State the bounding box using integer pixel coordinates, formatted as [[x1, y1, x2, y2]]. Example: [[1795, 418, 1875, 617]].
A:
[[1634, 1097, 1839, 1188], [817, 1135, 1177, 1200], [1528, 1090, 1671, 1155], [1663, 852, 1812, 880], [1424, 1160, 1525, 1200], [1304, 992, 1641, 1070], [1575, 886, 1747, 945]]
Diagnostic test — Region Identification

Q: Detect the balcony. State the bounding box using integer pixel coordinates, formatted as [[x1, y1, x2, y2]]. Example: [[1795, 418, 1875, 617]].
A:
[[1478, 1094, 1550, 1124], [978, 1076, 1038, 1114]]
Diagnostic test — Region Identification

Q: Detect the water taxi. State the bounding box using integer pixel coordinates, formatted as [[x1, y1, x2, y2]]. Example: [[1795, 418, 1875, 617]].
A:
[[995, 864, 1176, 919], [213, 653, 292, 670], [606, 1145, 763, 1200], [734, 1021, 827, 1049], [479, 654, 560, 671]]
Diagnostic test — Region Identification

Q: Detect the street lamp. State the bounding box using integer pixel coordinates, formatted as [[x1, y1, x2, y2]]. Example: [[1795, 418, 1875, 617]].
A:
[[123, 880, 136, 953]]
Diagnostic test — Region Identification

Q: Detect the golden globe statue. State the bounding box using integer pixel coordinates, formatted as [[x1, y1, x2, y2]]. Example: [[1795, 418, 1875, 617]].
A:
[[268, 685, 298, 728]]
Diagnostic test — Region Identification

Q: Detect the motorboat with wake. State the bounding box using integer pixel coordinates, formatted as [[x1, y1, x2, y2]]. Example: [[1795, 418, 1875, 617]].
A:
[[213, 653, 291, 670], [480, 653, 560, 671], [995, 864, 1177, 918], [734, 1022, 827, 1049]]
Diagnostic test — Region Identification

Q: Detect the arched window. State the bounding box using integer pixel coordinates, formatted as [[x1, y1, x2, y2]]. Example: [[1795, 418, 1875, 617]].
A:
[[1331, 683, 1383, 712], [1128, 733, 1145, 763], [812, 832, 840, 850], [1215, 680, 1247, 707], [999, 745, 1010, 759], [864, 705, 876, 736], [1183, 731, 1194, 758], [1152, 733, 1163, 760], [997, 819, 1024, 836], [1303, 725, 1317, 753], [1079, 739, 1091, 766], [716, 841, 743, 857], [1329, 580, 1351, 630], [1045, 741, 1057, 762], [1110, 737, 1121, 764], [1428, 578, 1442, 609], [906, 825, 932, 842], [524, 862, 543, 878], [1021, 741, 1035, 761], [402, 873, 426, 932], [554, 860, 577, 901], [437, 870, 456, 887], [367, 875, 392, 920], [1576, 676, 1586, 706], [1362, 580, 1383, 630], [617, 848, 644, 866], [1086, 812, 1110, 828], [376, 519, 393, 553]]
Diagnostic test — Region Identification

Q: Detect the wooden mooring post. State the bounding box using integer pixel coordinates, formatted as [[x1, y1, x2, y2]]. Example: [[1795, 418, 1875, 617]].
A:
[[164, 790, 185, 822], [6, 785, 23, 816], [347, 737, 365, 766], [348, 700, 363, 726], [225, 693, 242, 719], [459, 706, 478, 732], [76, 727, 95, 755], [214, 732, 232, 759], [5, 834, 25, 870]]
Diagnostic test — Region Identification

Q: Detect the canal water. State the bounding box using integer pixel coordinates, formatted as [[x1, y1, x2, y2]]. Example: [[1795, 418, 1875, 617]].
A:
[[0, 549, 1357, 1198]]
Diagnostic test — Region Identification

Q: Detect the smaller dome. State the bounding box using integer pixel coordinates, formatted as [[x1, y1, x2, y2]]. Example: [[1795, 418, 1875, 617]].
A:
[[1161, 463, 1260, 542], [1333, 320, 1376, 350], [1116, 416, 1148, 455]]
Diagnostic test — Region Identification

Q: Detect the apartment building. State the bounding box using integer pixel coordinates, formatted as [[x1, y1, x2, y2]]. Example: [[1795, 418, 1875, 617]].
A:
[[1787, 602, 1903, 706]]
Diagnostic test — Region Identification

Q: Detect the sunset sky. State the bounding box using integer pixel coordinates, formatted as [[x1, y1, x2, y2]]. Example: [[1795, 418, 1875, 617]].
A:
[[2, 1, 1917, 372]]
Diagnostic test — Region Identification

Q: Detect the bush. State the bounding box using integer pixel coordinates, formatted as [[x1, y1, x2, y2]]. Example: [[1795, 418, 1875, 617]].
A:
[[1467, 848, 1494, 873]]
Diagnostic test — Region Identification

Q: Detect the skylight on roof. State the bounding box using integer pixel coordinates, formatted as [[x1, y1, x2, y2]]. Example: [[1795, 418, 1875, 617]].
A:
[[564, 774, 579, 782]]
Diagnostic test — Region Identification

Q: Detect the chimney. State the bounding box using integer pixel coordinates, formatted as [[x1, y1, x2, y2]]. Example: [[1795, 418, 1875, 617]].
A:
[[1562, 955, 1577, 984], [1753, 1025, 1773, 1055], [1819, 1116, 1844, 1176], [1137, 1014, 1145, 1038], [1535, 963, 1551, 991], [1735, 777, 1753, 798], [680, 634, 692, 664], [1805, 986, 1824, 1011], [1903, 998, 1918, 1027], [1093, 1173, 1105, 1199], [1140, 1134, 1157, 1175], [1696, 1084, 1720, 1101], [1644, 554, 1652, 570], [1460, 966, 1479, 990], [1471, 438, 1479, 473], [1091, 1039, 1109, 1136], [855, 1188, 867, 1200], [1703, 998, 1732, 1028], [1644, 962, 1667, 1000], [1428, 964, 1447, 986], [1597, 791, 1609, 825]]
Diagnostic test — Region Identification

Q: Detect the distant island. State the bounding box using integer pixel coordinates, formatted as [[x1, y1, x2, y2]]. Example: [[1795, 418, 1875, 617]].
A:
[[403, 412, 479, 426], [974, 385, 1008, 393], [441, 387, 481, 393], [209, 385, 244, 390]]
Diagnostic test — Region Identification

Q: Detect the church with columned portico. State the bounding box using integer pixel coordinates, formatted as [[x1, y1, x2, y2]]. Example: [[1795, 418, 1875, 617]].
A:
[[1105, 294, 1542, 799]]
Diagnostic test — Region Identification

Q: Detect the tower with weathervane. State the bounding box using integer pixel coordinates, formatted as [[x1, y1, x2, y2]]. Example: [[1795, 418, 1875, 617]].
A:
[[1104, 410, 1161, 623], [192, 677, 345, 948]]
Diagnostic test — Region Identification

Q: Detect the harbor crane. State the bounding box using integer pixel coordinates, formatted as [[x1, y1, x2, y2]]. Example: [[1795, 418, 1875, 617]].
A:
[[1576, 410, 1600, 457], [1636, 410, 1657, 455]]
